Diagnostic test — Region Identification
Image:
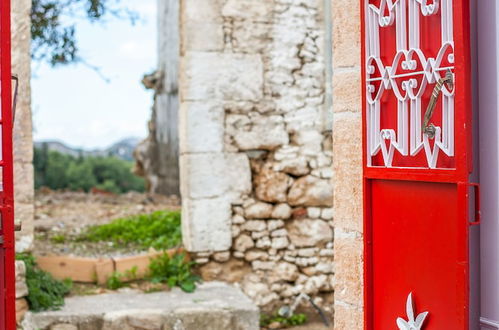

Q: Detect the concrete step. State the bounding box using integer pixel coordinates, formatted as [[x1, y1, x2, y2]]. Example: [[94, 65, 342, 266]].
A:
[[22, 282, 259, 330]]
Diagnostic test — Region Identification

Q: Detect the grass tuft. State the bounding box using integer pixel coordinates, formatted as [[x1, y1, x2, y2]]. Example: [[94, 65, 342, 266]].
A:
[[260, 312, 308, 328]]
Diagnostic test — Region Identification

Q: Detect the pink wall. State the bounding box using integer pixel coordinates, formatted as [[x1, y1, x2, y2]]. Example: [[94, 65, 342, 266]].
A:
[[478, 0, 499, 328]]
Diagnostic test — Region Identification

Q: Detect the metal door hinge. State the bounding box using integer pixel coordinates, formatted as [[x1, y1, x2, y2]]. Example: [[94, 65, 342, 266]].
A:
[[12, 74, 18, 122]]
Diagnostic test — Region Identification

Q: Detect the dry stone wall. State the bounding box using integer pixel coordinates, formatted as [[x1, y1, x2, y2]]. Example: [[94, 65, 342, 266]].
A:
[[179, 0, 334, 310]]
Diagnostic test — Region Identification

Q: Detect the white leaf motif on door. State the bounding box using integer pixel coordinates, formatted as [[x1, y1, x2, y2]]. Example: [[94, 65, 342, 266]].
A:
[[396, 293, 429, 330]]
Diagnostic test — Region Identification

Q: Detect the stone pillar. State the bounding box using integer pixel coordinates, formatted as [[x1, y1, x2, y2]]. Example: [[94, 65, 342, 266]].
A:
[[12, 0, 34, 252], [331, 0, 363, 328], [135, 0, 180, 196], [179, 0, 334, 311]]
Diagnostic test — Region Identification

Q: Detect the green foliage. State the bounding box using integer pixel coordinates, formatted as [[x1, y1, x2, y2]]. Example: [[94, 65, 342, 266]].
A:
[[125, 266, 138, 281], [34, 146, 145, 193], [16, 254, 72, 312], [50, 234, 66, 244], [80, 210, 182, 251], [32, 0, 138, 66], [106, 271, 125, 290], [260, 312, 308, 328], [148, 252, 201, 293]]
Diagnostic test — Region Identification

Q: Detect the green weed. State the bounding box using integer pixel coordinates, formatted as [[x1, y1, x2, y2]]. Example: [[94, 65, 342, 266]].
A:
[[50, 234, 66, 244], [148, 252, 200, 293], [16, 254, 72, 312], [260, 312, 308, 328], [79, 210, 181, 250], [125, 266, 138, 280], [106, 272, 126, 290]]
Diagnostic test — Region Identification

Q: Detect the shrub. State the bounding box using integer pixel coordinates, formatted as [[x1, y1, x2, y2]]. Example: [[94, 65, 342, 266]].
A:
[[16, 254, 72, 312], [34, 147, 145, 193], [80, 210, 182, 251], [148, 252, 200, 293]]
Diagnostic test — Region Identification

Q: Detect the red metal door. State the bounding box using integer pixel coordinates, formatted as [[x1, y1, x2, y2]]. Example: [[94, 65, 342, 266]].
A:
[[0, 0, 15, 329], [361, 0, 474, 329]]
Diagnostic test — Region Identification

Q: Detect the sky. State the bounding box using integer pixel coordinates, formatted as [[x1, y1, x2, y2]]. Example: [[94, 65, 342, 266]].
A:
[[31, 0, 157, 150]]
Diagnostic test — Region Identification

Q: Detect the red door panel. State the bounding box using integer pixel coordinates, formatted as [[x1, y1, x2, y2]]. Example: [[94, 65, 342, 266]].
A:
[[371, 180, 467, 329], [361, 0, 474, 329]]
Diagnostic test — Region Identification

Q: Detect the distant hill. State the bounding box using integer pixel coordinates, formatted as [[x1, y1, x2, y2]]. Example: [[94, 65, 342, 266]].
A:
[[34, 137, 142, 161]]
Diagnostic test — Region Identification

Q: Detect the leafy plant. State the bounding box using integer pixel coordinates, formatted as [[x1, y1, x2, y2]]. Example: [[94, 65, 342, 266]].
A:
[[148, 252, 200, 293], [16, 254, 72, 312], [260, 312, 308, 328], [80, 210, 182, 251], [106, 271, 125, 290]]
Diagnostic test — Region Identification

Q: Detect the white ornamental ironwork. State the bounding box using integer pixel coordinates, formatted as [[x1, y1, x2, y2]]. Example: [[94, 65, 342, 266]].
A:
[[396, 293, 429, 330], [365, 0, 455, 169]]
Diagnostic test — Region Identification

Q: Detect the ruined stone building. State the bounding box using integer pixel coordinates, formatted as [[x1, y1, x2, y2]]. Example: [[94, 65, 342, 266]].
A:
[[141, 0, 363, 328]]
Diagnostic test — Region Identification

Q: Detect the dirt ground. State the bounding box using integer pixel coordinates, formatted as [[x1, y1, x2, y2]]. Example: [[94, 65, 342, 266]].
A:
[[33, 190, 180, 257]]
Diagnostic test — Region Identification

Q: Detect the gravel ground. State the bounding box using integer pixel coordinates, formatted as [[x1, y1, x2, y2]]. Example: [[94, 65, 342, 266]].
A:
[[33, 190, 180, 257]]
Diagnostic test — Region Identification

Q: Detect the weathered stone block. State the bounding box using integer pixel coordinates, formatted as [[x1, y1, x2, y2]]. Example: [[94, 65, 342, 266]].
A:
[[229, 114, 289, 151], [15, 260, 28, 298], [334, 303, 364, 330], [180, 153, 251, 200], [234, 234, 255, 252], [332, 0, 361, 68], [254, 165, 293, 203], [15, 202, 35, 252], [181, 52, 263, 102], [179, 101, 224, 153], [232, 21, 271, 54], [273, 157, 310, 176], [332, 69, 361, 113], [182, 22, 224, 52], [286, 219, 332, 247], [270, 262, 299, 282], [271, 204, 292, 220], [182, 197, 232, 252], [333, 113, 362, 232], [180, 153, 227, 199], [242, 220, 267, 232], [288, 175, 333, 207], [333, 229, 363, 306], [222, 0, 274, 19], [182, 0, 223, 22], [16, 298, 28, 324], [244, 202, 273, 219]]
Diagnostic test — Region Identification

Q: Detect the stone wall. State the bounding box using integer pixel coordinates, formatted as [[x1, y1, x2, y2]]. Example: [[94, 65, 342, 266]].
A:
[[12, 0, 35, 252], [331, 0, 363, 329], [179, 0, 334, 310]]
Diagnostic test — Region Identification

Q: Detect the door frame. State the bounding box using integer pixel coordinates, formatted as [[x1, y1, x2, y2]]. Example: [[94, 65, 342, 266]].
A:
[[477, 0, 499, 328], [1, 0, 16, 328]]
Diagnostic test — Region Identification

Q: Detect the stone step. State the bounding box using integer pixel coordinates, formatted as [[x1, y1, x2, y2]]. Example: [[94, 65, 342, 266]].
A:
[[22, 282, 259, 330]]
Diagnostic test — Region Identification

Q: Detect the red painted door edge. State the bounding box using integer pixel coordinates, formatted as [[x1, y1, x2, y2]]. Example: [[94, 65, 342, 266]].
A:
[[1, 0, 15, 329]]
